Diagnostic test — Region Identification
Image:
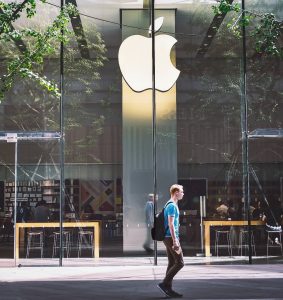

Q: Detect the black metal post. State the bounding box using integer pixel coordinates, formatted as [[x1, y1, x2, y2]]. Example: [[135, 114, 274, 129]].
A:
[[150, 0, 157, 266], [59, 0, 65, 267], [241, 0, 252, 264], [13, 139, 18, 267]]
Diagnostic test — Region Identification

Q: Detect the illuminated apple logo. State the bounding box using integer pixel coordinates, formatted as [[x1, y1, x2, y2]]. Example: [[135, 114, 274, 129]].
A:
[[118, 17, 180, 92]]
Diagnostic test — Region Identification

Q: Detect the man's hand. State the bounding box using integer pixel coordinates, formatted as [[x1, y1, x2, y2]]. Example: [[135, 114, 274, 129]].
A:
[[172, 241, 181, 254], [173, 238, 180, 247]]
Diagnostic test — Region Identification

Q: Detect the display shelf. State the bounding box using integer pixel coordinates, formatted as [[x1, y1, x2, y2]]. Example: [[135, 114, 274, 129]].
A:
[[4, 179, 80, 215], [208, 180, 281, 203]]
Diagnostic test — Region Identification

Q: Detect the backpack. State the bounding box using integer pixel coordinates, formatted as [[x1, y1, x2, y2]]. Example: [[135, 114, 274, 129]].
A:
[[151, 202, 172, 241]]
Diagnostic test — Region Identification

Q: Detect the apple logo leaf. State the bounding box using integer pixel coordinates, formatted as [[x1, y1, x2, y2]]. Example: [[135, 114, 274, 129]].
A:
[[148, 17, 164, 35]]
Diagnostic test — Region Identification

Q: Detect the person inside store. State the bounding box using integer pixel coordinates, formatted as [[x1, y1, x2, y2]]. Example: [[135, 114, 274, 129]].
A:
[[215, 199, 229, 219], [261, 195, 283, 244], [49, 202, 60, 221], [143, 193, 156, 253], [251, 199, 263, 220], [11, 202, 31, 245], [227, 200, 238, 220], [249, 198, 265, 243], [1, 213, 13, 242], [34, 200, 50, 222], [12, 201, 31, 223]]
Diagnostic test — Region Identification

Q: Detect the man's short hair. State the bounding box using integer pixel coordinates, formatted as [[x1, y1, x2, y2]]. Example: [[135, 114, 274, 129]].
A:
[[170, 184, 183, 196]]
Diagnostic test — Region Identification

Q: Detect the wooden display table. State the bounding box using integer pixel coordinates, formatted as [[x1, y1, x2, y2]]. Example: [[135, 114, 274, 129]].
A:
[[203, 220, 265, 257], [15, 221, 100, 259]]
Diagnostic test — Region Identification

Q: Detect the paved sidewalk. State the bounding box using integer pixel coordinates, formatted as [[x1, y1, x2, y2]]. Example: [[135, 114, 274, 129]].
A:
[[0, 258, 283, 300]]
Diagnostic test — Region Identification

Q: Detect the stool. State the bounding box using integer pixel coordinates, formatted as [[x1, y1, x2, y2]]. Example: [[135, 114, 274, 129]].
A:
[[214, 229, 232, 256], [238, 229, 256, 256], [26, 231, 44, 258], [266, 230, 283, 257], [52, 231, 71, 258], [77, 230, 94, 257]]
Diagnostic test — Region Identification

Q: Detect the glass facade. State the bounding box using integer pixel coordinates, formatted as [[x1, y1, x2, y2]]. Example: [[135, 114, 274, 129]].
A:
[[0, 0, 282, 266]]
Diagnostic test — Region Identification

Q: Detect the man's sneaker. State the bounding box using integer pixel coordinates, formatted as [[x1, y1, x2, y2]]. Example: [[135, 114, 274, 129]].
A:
[[157, 282, 172, 297], [170, 289, 183, 298]]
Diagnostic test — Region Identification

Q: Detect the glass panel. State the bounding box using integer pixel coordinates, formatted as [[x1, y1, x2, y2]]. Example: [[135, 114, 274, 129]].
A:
[[246, 0, 283, 261], [0, 0, 62, 267], [156, 0, 245, 261], [16, 139, 60, 267], [0, 140, 15, 267], [62, 0, 130, 261]]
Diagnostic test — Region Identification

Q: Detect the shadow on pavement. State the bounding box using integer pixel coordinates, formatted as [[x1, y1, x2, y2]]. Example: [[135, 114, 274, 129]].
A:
[[0, 278, 282, 300]]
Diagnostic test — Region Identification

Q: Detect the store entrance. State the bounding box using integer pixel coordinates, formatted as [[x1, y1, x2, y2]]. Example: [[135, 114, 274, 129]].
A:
[[0, 132, 61, 267]]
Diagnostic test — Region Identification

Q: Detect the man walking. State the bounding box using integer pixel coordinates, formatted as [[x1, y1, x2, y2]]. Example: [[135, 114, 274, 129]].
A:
[[157, 184, 184, 298]]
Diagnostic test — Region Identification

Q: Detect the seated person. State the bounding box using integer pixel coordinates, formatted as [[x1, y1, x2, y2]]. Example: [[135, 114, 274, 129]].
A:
[[11, 201, 31, 223], [216, 200, 229, 219], [251, 200, 263, 220], [226, 200, 238, 220], [261, 197, 282, 244], [34, 200, 50, 222]]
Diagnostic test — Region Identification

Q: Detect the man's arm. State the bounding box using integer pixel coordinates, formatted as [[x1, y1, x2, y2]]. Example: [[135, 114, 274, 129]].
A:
[[168, 215, 179, 247]]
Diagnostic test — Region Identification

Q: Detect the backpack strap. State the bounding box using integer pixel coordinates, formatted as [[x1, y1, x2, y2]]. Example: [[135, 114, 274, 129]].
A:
[[163, 201, 174, 235], [164, 201, 173, 208]]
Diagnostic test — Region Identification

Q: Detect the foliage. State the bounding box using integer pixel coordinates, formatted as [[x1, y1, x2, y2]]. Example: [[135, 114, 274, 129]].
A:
[[0, 1, 108, 162], [212, 0, 240, 15], [0, 0, 78, 101], [252, 13, 282, 57], [0, 0, 42, 28], [212, 0, 283, 58]]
